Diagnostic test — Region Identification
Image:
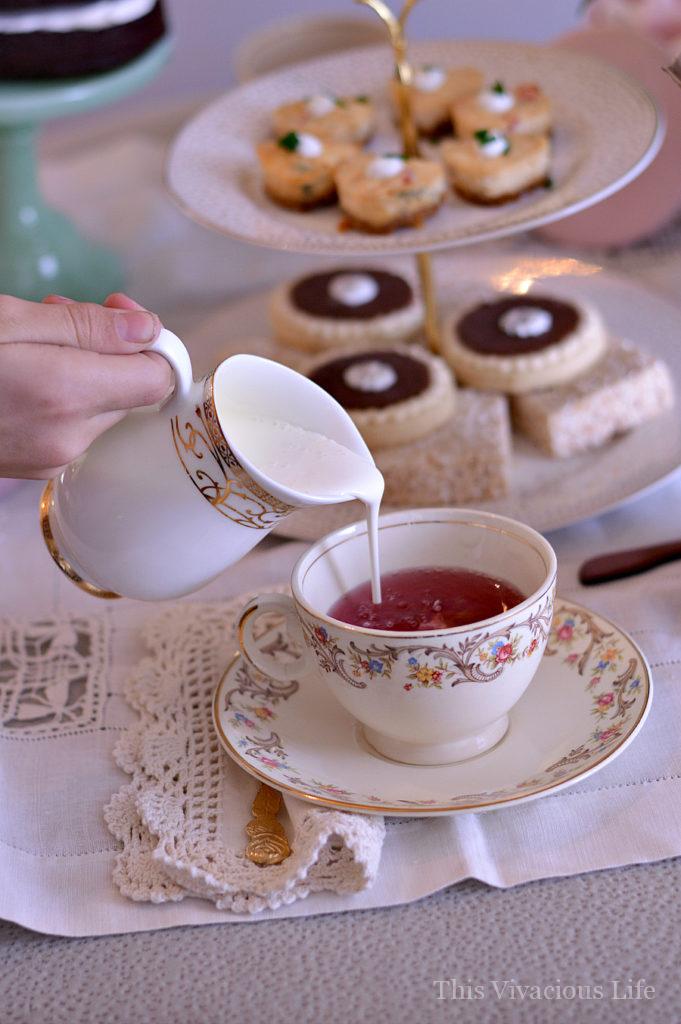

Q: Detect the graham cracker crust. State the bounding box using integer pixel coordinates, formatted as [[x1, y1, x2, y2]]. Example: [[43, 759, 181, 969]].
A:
[[453, 176, 552, 207], [338, 198, 444, 234], [264, 186, 338, 212]]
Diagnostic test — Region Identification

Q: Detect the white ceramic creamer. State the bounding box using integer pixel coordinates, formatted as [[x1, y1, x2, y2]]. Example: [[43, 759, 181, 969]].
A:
[[40, 329, 383, 601]]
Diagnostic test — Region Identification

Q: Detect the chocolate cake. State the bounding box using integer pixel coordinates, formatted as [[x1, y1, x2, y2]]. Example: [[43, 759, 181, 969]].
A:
[[0, 0, 166, 79]]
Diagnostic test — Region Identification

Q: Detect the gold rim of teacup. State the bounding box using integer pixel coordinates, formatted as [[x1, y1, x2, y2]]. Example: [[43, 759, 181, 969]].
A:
[[293, 511, 558, 640]]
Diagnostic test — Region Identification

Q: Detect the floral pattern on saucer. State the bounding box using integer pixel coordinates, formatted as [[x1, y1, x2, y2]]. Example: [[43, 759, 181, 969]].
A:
[[214, 598, 651, 814]]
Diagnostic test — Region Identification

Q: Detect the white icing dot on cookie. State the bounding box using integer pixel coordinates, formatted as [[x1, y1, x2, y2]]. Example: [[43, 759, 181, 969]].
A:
[[296, 133, 324, 157], [367, 155, 405, 179], [328, 273, 379, 307], [499, 306, 554, 338], [343, 360, 398, 392], [476, 131, 510, 158], [478, 87, 515, 113], [414, 65, 446, 92], [306, 94, 336, 117]]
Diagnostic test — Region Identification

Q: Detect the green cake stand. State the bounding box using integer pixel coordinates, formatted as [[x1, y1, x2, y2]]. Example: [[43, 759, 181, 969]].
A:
[[0, 37, 172, 302]]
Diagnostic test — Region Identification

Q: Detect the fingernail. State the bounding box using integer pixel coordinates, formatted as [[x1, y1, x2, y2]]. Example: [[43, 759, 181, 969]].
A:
[[114, 310, 158, 343]]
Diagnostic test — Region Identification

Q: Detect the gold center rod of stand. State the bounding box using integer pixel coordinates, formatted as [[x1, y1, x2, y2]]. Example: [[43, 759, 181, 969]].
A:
[[356, 0, 441, 353]]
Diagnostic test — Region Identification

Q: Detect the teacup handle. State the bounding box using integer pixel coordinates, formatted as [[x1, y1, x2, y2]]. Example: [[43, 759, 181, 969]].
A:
[[149, 327, 195, 419], [238, 594, 311, 682]]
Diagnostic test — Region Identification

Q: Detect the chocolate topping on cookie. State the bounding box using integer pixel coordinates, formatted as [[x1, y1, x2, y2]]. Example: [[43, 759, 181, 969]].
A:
[[457, 296, 580, 356], [291, 269, 413, 321], [309, 351, 430, 409]]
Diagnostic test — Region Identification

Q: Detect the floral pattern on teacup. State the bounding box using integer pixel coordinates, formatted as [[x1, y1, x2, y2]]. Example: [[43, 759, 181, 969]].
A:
[[299, 594, 554, 693]]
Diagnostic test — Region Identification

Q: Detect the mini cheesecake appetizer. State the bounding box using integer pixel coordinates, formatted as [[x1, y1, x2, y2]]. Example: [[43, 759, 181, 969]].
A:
[[272, 93, 375, 145], [452, 80, 552, 138], [335, 153, 446, 233], [257, 131, 358, 210], [441, 129, 551, 204], [442, 293, 607, 394], [269, 267, 424, 351], [390, 64, 483, 137], [307, 345, 456, 448]]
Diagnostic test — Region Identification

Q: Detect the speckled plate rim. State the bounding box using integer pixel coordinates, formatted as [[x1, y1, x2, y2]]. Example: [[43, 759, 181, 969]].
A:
[[166, 39, 663, 257], [213, 597, 652, 816]]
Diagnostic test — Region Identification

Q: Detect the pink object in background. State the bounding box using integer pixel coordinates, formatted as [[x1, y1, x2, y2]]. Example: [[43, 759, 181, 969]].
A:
[[585, 0, 681, 56], [537, 27, 681, 249]]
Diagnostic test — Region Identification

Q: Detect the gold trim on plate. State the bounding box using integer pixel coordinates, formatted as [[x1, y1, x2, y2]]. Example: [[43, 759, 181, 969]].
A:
[[39, 480, 121, 600]]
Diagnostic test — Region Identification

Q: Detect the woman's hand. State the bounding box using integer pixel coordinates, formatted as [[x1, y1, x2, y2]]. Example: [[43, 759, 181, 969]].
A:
[[0, 292, 173, 479]]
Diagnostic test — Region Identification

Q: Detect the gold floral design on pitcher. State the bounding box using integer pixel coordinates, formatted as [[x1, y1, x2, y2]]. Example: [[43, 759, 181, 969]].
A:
[[171, 376, 294, 529]]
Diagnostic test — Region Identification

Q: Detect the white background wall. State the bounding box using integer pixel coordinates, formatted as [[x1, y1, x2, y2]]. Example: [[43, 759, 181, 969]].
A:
[[140, 0, 581, 102]]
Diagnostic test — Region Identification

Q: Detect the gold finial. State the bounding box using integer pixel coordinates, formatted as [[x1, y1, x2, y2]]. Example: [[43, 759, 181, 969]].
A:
[[354, 0, 441, 355], [245, 783, 292, 865]]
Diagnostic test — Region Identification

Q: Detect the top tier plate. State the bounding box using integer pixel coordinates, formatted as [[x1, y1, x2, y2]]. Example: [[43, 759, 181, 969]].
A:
[[167, 39, 662, 256]]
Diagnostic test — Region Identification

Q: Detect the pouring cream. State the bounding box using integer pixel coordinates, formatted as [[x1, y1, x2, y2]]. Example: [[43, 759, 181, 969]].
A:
[[217, 407, 385, 603], [42, 343, 386, 603]]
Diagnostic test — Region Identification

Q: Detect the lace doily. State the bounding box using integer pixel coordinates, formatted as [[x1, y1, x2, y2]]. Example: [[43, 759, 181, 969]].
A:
[[104, 594, 385, 915]]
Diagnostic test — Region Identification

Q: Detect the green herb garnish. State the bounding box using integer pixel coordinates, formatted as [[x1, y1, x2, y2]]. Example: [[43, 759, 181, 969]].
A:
[[474, 129, 510, 154], [543, 176, 554, 189], [335, 97, 347, 108], [492, 80, 506, 94], [278, 131, 299, 152], [355, 94, 369, 103]]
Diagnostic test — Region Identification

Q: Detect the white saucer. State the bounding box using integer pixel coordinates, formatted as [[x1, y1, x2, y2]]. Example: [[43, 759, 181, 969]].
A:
[[167, 39, 662, 257], [213, 597, 652, 816]]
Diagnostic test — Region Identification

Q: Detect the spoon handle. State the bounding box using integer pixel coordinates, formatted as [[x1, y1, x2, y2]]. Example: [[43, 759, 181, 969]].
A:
[[244, 783, 291, 866], [579, 540, 681, 586]]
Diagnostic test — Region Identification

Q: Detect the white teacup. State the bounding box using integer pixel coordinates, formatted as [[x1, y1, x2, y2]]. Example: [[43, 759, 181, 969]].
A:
[[239, 508, 557, 766]]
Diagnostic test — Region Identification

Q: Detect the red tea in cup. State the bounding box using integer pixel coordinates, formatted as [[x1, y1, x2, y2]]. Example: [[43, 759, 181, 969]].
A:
[[328, 566, 525, 632]]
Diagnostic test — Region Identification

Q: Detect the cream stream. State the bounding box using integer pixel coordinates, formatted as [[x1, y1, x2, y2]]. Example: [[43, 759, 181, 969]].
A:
[[222, 409, 384, 603]]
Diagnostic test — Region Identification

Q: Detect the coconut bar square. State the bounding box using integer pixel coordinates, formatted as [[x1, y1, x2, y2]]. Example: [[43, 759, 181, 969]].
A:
[[512, 339, 675, 458], [377, 390, 512, 504]]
